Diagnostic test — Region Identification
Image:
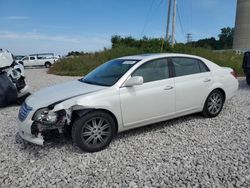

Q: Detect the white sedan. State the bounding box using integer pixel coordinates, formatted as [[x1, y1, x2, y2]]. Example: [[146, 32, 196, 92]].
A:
[[18, 54, 238, 152]]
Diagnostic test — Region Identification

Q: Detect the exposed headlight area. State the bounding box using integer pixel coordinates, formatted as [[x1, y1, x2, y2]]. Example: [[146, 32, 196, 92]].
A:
[[31, 108, 69, 136], [32, 108, 58, 124]]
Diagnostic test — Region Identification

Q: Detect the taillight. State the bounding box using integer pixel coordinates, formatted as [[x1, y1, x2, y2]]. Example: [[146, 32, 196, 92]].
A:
[[230, 71, 237, 78]]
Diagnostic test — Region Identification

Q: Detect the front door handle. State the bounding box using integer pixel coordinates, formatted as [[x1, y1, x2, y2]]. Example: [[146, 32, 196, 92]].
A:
[[204, 78, 211, 82], [164, 86, 174, 90]]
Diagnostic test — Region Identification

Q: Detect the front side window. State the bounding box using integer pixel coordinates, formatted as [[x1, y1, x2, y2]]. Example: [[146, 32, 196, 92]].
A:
[[23, 57, 28, 61], [81, 59, 139, 86], [132, 58, 169, 83], [30, 57, 35, 60], [172, 57, 208, 77]]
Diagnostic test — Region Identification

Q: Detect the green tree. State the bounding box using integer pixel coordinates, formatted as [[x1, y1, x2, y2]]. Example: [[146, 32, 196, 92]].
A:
[[218, 27, 234, 49], [194, 37, 218, 49]]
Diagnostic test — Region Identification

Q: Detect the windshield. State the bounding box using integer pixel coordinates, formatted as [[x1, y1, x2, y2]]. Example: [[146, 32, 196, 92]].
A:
[[81, 59, 139, 86]]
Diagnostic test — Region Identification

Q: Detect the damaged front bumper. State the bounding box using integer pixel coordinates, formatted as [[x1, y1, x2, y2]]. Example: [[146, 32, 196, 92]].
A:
[[18, 129, 44, 145], [18, 103, 71, 145], [18, 116, 45, 145]]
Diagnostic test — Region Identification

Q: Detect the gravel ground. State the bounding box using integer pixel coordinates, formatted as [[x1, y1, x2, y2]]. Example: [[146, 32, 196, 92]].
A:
[[0, 68, 249, 188]]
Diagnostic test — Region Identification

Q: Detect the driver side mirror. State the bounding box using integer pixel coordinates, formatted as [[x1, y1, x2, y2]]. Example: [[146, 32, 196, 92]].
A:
[[123, 76, 143, 87]]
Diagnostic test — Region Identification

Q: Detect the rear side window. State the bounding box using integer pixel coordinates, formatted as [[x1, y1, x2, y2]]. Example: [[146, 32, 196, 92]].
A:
[[132, 58, 169, 83], [172, 57, 209, 77], [199, 60, 210, 72]]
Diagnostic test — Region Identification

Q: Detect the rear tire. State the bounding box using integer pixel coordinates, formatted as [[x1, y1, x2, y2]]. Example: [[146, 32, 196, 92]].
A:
[[202, 89, 225, 118], [246, 74, 250, 85], [72, 111, 116, 152], [45, 62, 51, 68]]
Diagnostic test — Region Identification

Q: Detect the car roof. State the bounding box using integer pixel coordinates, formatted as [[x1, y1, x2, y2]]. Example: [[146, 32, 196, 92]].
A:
[[118, 53, 204, 61]]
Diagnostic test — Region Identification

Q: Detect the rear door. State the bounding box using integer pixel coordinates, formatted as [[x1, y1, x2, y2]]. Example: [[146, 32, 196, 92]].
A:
[[171, 57, 212, 113], [119, 58, 175, 127]]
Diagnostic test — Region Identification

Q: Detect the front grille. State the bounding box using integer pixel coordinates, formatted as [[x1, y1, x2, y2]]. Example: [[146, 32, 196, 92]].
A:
[[18, 102, 32, 122]]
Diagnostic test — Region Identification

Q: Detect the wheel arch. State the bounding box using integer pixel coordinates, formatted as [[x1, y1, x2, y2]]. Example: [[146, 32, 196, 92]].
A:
[[209, 81, 227, 100], [201, 87, 226, 118], [201, 87, 226, 109], [71, 108, 119, 133], [213, 88, 226, 102]]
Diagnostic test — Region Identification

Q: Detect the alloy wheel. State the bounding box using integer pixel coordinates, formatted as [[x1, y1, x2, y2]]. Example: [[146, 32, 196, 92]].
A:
[[207, 92, 223, 115], [81, 117, 111, 147]]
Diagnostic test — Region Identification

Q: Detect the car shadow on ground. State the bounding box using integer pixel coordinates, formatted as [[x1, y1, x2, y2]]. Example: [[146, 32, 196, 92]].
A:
[[15, 132, 77, 156], [112, 113, 204, 142], [15, 113, 203, 155]]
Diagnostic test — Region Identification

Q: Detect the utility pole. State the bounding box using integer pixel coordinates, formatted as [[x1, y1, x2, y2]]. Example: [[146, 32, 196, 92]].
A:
[[171, 0, 177, 47], [186, 33, 192, 43], [166, 0, 172, 41]]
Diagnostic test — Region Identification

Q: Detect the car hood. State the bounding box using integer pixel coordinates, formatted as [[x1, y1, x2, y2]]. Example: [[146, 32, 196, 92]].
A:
[[26, 80, 107, 109]]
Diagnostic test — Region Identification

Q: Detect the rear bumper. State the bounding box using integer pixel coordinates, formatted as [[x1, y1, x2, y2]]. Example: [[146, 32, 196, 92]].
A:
[[226, 79, 239, 100]]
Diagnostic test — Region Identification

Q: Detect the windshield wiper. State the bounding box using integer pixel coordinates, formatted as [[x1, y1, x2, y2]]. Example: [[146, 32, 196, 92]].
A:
[[80, 79, 110, 87]]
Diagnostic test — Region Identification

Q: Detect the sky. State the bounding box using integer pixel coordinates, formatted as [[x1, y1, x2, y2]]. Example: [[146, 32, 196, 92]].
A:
[[0, 0, 237, 55]]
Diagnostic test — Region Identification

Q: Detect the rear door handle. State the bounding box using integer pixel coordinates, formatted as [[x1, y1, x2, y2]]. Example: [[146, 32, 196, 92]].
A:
[[204, 78, 211, 82], [164, 86, 174, 90]]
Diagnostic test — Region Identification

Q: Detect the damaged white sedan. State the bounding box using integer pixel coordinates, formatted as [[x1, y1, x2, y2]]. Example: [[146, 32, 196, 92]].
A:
[[18, 54, 238, 152]]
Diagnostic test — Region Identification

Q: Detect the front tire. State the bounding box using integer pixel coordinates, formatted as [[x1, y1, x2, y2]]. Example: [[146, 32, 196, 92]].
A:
[[72, 111, 116, 152], [202, 89, 225, 118], [246, 74, 250, 85]]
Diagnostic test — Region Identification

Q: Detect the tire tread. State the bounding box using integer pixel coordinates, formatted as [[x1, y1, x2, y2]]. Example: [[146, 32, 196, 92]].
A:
[[202, 89, 225, 118], [71, 111, 115, 152]]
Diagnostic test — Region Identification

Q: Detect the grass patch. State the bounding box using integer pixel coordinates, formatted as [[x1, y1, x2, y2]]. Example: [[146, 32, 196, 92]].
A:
[[49, 43, 243, 77]]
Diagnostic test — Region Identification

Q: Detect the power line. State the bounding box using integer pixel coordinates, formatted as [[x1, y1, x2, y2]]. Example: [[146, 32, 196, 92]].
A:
[[161, 0, 168, 52], [177, 4, 185, 37], [171, 0, 177, 47], [141, 0, 157, 36], [156, 0, 164, 9], [189, 0, 193, 33], [165, 0, 172, 41]]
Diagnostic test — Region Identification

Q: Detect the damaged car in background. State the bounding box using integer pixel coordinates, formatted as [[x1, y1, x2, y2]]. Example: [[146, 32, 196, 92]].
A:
[[0, 49, 30, 107], [18, 54, 238, 152]]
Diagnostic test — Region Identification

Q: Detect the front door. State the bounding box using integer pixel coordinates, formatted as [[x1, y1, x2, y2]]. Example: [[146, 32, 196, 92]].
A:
[[119, 58, 175, 127]]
